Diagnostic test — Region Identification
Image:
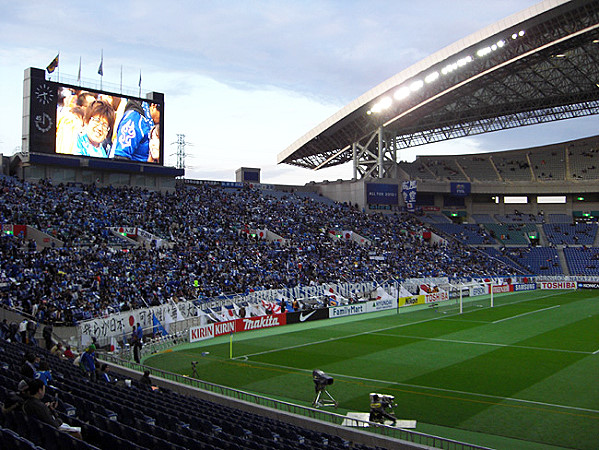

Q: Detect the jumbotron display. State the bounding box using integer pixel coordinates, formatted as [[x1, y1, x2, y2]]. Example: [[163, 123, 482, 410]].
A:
[[26, 69, 164, 166], [56, 87, 161, 163]]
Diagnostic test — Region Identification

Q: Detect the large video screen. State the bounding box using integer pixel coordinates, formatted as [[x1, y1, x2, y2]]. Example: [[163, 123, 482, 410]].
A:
[[54, 86, 162, 164]]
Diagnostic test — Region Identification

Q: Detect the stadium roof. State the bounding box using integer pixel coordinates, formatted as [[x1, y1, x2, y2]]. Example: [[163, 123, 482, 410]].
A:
[[278, 0, 599, 173]]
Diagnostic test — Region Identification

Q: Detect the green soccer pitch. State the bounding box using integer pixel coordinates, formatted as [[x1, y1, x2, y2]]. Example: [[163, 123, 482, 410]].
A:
[[145, 289, 599, 450]]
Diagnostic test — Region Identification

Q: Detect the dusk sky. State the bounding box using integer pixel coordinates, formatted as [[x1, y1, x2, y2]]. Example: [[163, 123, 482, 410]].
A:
[[1, 0, 596, 184]]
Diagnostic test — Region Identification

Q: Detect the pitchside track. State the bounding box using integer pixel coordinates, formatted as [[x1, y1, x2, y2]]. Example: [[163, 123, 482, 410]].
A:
[[146, 290, 599, 449]]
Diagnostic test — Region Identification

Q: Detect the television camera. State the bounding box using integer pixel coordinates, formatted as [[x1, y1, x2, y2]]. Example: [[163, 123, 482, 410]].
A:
[[311, 369, 338, 408], [190, 361, 199, 378], [369, 393, 397, 425]]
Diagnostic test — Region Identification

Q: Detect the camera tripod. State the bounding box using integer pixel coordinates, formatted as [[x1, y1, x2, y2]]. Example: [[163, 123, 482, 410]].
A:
[[312, 387, 338, 408], [191, 362, 199, 378]]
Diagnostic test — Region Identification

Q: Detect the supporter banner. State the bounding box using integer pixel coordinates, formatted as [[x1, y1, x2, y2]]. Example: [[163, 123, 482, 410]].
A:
[[424, 291, 449, 304], [513, 283, 537, 292], [399, 295, 424, 307], [286, 308, 329, 324], [366, 183, 399, 206], [79, 300, 200, 342], [577, 281, 599, 289], [401, 181, 417, 212], [450, 182, 471, 197], [111, 226, 137, 236], [538, 281, 577, 290]]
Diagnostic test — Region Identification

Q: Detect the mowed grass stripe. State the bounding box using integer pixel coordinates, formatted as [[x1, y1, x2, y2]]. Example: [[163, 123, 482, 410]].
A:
[[146, 290, 599, 449]]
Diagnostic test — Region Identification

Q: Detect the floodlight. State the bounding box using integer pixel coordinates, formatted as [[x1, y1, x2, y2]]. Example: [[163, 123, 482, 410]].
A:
[[410, 80, 424, 92], [477, 47, 492, 57], [394, 87, 410, 100], [379, 96, 392, 109], [424, 72, 439, 84]]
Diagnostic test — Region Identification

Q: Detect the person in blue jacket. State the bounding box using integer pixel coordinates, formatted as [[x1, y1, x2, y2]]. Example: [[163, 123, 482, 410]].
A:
[[80, 344, 96, 381], [112, 100, 156, 161]]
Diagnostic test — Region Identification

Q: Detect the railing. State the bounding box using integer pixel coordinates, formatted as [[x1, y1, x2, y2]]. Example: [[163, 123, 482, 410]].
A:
[[100, 352, 492, 450]]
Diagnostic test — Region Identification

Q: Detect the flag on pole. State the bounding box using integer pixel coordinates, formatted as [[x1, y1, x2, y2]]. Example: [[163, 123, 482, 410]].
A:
[[152, 312, 168, 336], [110, 336, 119, 352], [98, 50, 104, 76], [175, 303, 185, 322], [46, 53, 59, 74], [163, 310, 173, 333], [77, 57, 81, 83], [138, 70, 142, 97]]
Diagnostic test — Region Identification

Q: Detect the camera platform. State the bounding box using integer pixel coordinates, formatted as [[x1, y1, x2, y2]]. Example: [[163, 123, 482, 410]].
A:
[[341, 412, 416, 429]]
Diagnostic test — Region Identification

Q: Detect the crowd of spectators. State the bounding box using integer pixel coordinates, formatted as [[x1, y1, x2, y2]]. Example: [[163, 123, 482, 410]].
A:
[[0, 175, 517, 324]]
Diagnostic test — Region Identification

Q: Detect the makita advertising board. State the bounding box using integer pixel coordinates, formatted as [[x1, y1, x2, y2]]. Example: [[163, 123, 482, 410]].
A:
[[238, 314, 286, 332], [287, 308, 329, 324], [538, 281, 577, 290]]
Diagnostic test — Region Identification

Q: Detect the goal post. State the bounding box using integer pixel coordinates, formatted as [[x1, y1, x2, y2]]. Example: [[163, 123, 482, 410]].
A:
[[445, 280, 497, 314]]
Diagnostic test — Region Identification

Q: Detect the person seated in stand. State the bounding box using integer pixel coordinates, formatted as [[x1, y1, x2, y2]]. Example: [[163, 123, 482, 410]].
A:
[[138, 370, 152, 390], [98, 363, 116, 384], [34, 360, 53, 386], [23, 379, 61, 428], [24, 379, 82, 439], [1, 379, 29, 415], [63, 345, 75, 359], [50, 342, 64, 358], [20, 352, 39, 380]]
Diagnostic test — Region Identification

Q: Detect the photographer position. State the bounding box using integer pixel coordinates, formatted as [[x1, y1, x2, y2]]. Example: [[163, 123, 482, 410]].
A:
[[369, 393, 397, 426]]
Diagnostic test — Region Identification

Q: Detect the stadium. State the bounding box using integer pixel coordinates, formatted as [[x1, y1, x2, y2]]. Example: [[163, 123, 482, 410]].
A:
[[1, 1, 598, 449]]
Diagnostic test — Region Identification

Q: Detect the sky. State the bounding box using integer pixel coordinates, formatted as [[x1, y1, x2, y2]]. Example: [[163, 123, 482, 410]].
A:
[[1, 0, 597, 185]]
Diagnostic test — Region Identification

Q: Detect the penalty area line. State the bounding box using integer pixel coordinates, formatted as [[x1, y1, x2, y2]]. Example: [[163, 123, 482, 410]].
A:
[[493, 304, 561, 324]]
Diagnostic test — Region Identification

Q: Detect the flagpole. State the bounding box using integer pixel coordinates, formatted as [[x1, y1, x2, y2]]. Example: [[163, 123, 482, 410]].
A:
[[99, 49, 103, 90], [57, 51, 60, 82]]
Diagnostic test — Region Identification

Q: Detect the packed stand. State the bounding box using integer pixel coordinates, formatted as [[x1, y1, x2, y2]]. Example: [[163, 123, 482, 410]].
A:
[[0, 176, 517, 324]]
